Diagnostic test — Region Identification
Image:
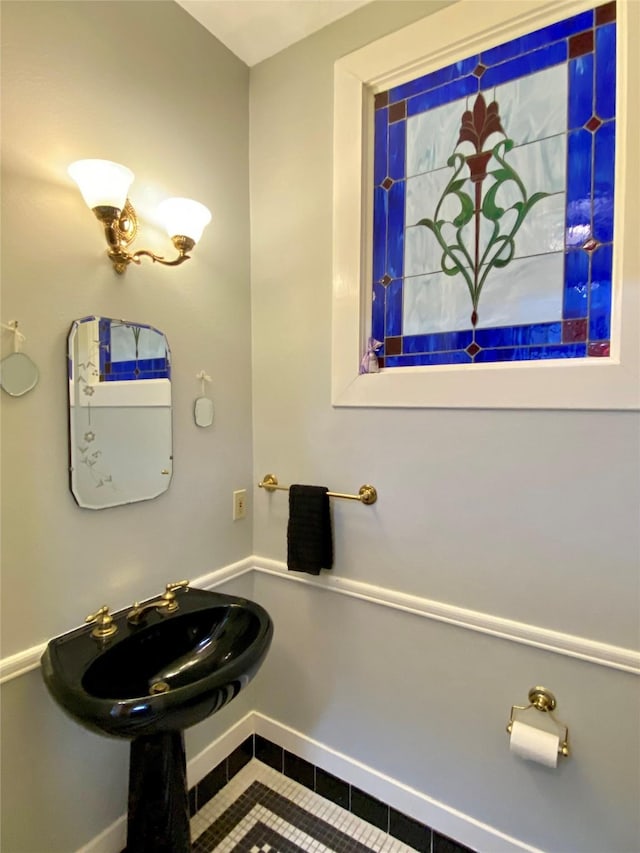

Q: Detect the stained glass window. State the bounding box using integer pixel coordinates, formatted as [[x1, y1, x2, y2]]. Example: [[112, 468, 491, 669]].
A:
[[371, 1, 616, 368]]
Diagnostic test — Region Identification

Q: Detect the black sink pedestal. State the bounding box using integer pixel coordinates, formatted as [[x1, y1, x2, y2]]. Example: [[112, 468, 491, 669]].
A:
[[126, 732, 190, 853]]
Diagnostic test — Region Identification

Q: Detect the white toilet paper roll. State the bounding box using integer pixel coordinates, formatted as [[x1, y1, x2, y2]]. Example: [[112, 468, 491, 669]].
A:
[[509, 720, 559, 768]]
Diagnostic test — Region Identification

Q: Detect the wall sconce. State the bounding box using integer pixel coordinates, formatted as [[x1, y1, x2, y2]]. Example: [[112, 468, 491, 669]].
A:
[[68, 159, 211, 274]]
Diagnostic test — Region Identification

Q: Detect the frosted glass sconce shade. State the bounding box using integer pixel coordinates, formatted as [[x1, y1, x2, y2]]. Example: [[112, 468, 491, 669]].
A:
[[68, 159, 134, 211], [157, 198, 212, 244]]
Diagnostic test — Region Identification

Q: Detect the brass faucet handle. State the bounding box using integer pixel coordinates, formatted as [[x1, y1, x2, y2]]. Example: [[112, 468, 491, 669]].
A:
[[165, 580, 189, 594], [85, 605, 118, 639], [162, 580, 190, 611], [86, 604, 110, 622]]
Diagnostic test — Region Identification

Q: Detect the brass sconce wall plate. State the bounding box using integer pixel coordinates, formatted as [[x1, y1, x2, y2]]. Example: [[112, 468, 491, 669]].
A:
[[117, 200, 138, 246]]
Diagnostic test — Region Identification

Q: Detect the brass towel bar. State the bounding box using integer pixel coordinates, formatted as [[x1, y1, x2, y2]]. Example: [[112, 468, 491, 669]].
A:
[[258, 474, 377, 506]]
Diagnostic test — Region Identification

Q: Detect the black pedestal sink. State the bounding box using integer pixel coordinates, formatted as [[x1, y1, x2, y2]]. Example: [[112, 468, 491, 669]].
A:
[[41, 587, 273, 853]]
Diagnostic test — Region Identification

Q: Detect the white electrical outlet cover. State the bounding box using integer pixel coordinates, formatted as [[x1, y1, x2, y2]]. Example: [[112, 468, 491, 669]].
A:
[[194, 396, 214, 428]]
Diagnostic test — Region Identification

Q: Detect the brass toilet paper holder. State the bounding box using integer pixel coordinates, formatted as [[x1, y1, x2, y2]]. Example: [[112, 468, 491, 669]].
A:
[[506, 686, 570, 757]]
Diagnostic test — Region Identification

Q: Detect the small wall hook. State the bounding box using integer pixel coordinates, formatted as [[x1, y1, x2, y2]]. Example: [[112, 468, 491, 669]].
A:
[[194, 370, 213, 428], [1, 320, 26, 353], [1, 320, 39, 397], [196, 370, 211, 396]]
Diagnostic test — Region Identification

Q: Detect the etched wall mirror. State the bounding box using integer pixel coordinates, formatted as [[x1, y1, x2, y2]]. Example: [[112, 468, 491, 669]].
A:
[[68, 316, 172, 509]]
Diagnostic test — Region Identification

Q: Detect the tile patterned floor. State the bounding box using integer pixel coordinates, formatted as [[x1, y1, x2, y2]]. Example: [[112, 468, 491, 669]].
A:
[[191, 759, 419, 852]]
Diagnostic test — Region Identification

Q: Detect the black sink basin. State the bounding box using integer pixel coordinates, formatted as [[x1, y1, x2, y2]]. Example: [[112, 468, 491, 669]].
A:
[[41, 587, 273, 738]]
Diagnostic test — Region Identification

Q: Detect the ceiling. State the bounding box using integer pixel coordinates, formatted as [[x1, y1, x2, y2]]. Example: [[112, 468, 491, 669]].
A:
[[175, 0, 372, 66]]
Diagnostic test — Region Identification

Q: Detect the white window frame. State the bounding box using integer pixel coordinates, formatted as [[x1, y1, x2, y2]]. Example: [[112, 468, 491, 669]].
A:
[[331, 0, 639, 409]]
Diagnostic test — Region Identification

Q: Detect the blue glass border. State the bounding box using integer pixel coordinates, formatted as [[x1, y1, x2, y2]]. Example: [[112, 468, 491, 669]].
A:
[[385, 351, 472, 367], [566, 128, 593, 247], [480, 9, 593, 66], [372, 282, 386, 342], [568, 54, 594, 129], [589, 243, 613, 341], [386, 182, 405, 279], [407, 75, 478, 117], [595, 22, 616, 119], [593, 120, 615, 243], [389, 56, 478, 104], [388, 121, 406, 181], [386, 280, 403, 337], [564, 249, 590, 319], [474, 343, 587, 362], [372, 187, 388, 283], [480, 40, 568, 90], [374, 107, 388, 185], [475, 322, 562, 348], [404, 330, 474, 354]]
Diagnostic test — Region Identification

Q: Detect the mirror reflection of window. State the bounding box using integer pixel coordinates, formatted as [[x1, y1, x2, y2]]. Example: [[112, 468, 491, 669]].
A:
[[101, 320, 171, 382]]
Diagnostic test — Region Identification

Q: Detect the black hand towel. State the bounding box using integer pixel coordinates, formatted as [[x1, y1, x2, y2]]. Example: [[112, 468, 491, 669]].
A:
[[287, 485, 333, 575]]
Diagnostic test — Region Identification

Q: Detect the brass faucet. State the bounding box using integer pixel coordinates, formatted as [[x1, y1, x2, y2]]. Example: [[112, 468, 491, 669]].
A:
[[127, 580, 189, 625]]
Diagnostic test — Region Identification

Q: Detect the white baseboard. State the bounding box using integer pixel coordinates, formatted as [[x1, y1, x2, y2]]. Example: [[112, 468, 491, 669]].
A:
[[187, 710, 256, 788], [253, 712, 543, 853], [75, 815, 126, 853]]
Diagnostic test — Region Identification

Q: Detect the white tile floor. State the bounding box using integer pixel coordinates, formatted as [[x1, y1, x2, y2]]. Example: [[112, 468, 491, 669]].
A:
[[191, 759, 418, 852]]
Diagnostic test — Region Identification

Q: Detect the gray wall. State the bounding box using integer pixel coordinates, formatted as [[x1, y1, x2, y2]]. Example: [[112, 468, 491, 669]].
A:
[[249, 2, 640, 851], [1, 1, 639, 852], [1, 2, 255, 850]]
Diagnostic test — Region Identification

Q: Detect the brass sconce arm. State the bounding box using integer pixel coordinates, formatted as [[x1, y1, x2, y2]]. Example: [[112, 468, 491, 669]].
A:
[[131, 236, 196, 269], [92, 203, 195, 275]]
